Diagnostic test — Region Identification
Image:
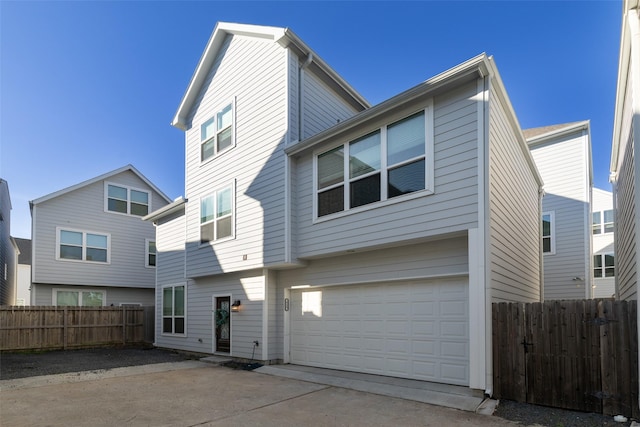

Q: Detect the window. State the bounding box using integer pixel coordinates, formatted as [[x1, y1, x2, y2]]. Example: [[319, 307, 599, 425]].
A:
[[163, 284, 185, 334], [146, 239, 156, 267], [542, 212, 555, 254], [200, 183, 234, 244], [316, 109, 432, 218], [201, 102, 234, 162], [592, 210, 614, 234], [106, 183, 150, 216], [54, 289, 105, 306], [594, 254, 615, 278], [58, 228, 110, 263]]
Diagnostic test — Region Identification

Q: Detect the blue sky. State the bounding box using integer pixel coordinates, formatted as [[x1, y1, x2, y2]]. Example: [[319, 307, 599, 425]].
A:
[[1, 1, 622, 238]]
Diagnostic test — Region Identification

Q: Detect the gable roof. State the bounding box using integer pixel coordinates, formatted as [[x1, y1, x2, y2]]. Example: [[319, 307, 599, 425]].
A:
[[171, 22, 370, 130], [29, 164, 172, 208], [523, 121, 589, 144]]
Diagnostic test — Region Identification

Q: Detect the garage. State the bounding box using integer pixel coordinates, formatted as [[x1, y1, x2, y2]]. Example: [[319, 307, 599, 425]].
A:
[[290, 278, 469, 385]]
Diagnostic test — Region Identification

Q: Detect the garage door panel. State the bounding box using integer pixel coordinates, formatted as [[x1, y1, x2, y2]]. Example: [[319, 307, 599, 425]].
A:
[[290, 278, 469, 385]]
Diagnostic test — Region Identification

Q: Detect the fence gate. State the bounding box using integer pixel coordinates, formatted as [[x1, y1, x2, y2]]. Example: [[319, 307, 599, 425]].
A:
[[493, 299, 638, 418]]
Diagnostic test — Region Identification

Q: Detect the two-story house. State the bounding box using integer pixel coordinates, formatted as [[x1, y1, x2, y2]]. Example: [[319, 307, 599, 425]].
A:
[[525, 121, 593, 299], [147, 22, 543, 394], [0, 179, 19, 305], [30, 165, 171, 306], [592, 188, 615, 298]]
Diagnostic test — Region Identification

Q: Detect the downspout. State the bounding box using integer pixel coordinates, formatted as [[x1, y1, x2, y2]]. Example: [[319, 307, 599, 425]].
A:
[[298, 53, 313, 141], [539, 187, 545, 302], [610, 172, 619, 299]]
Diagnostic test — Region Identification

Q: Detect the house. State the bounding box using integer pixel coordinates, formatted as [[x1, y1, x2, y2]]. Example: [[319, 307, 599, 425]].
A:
[[524, 121, 593, 299], [591, 188, 615, 298], [147, 22, 543, 394], [30, 165, 171, 307], [0, 179, 18, 305], [14, 238, 32, 306]]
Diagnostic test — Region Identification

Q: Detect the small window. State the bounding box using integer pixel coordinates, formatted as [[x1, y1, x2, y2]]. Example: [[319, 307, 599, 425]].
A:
[[592, 211, 601, 235], [594, 254, 615, 278], [146, 239, 156, 267], [106, 183, 150, 216], [54, 289, 105, 306], [201, 102, 234, 162], [200, 183, 234, 244], [593, 210, 614, 235], [58, 228, 110, 263], [542, 212, 554, 254], [163, 284, 185, 334], [603, 210, 614, 234]]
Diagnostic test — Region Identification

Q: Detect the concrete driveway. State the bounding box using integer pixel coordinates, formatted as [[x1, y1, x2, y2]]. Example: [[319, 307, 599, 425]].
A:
[[1, 361, 518, 427]]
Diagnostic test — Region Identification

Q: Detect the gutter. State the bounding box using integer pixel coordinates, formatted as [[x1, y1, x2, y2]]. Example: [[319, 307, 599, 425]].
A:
[[142, 197, 187, 223]]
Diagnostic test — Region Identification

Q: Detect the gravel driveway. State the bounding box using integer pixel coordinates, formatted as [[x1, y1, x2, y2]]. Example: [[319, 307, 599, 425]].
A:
[[0, 346, 633, 427]]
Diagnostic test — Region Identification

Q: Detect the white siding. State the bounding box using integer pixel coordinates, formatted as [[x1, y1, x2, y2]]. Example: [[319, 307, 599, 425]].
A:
[[33, 283, 154, 306], [592, 188, 615, 298], [529, 131, 591, 299], [293, 82, 479, 258], [488, 85, 541, 303], [32, 170, 166, 290]]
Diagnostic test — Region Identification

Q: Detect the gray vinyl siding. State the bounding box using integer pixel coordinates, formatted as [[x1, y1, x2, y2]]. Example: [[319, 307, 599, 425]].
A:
[[530, 131, 590, 300], [293, 81, 479, 258], [488, 86, 541, 303], [288, 52, 299, 143], [32, 170, 166, 290], [0, 181, 16, 305], [302, 70, 359, 139], [616, 126, 636, 301], [156, 210, 186, 286], [154, 270, 266, 359], [183, 34, 288, 278], [32, 283, 154, 306]]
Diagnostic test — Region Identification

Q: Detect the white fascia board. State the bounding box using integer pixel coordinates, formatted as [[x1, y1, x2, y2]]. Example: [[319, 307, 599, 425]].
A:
[[143, 197, 187, 223], [525, 121, 590, 146]]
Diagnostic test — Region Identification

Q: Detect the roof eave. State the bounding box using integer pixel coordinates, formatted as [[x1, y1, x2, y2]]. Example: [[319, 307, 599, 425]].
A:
[[142, 197, 187, 223]]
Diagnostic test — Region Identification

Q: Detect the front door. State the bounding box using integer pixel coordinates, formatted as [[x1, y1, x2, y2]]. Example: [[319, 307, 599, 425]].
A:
[[215, 296, 231, 353]]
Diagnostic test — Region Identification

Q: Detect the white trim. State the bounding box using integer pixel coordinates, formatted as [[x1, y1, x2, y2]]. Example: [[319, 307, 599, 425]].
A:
[[52, 287, 107, 306], [262, 269, 269, 361], [542, 211, 556, 255], [199, 180, 236, 246], [199, 97, 236, 164], [55, 227, 111, 264], [468, 229, 485, 390], [104, 181, 152, 217], [145, 238, 156, 268], [283, 287, 291, 364], [212, 293, 233, 355], [161, 283, 187, 337]]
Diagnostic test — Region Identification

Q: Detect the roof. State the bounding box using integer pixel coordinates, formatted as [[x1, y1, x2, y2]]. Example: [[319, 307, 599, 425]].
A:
[[30, 164, 172, 208], [171, 22, 370, 130], [522, 121, 588, 141], [14, 238, 31, 265], [142, 197, 187, 223]]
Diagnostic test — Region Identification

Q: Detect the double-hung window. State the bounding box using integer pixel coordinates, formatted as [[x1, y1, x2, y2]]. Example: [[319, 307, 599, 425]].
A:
[[316, 109, 432, 218], [200, 183, 234, 244], [58, 228, 110, 263], [592, 210, 614, 234], [201, 102, 234, 162], [162, 284, 185, 335], [542, 212, 554, 254], [54, 289, 105, 306], [146, 239, 156, 267], [106, 183, 150, 216], [594, 253, 615, 278]]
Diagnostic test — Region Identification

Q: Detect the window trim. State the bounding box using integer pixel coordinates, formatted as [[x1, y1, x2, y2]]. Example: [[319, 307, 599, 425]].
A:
[[56, 227, 111, 264], [594, 253, 615, 278], [542, 211, 555, 255], [200, 98, 236, 164], [104, 182, 151, 217], [162, 283, 187, 336], [312, 104, 434, 222], [52, 288, 106, 307], [199, 181, 236, 246], [145, 239, 156, 268]]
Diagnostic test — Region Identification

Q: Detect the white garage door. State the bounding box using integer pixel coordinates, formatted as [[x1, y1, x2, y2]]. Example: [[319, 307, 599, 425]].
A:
[[290, 278, 469, 385]]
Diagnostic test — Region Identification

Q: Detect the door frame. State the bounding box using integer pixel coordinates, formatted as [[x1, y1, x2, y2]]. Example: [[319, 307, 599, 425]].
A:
[[212, 294, 232, 354]]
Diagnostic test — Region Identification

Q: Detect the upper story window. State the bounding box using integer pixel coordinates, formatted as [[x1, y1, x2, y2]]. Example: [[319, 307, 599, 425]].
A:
[[594, 253, 615, 278], [542, 212, 555, 254], [200, 183, 235, 244], [201, 102, 234, 162], [57, 228, 110, 263], [106, 183, 150, 216], [315, 108, 433, 218], [592, 210, 614, 234], [146, 239, 156, 268], [54, 288, 105, 306]]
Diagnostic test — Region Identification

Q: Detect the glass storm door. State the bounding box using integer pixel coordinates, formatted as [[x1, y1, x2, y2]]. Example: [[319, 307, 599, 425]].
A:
[[215, 296, 231, 353]]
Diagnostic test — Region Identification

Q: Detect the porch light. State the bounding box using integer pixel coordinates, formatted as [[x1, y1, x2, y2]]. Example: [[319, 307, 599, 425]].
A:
[[231, 300, 241, 312]]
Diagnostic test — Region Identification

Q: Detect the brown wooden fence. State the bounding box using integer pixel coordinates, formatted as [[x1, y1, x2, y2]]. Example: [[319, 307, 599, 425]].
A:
[[493, 299, 638, 418], [0, 306, 155, 351]]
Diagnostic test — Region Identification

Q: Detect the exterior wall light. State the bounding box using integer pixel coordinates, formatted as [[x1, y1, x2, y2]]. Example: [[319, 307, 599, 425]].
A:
[[231, 300, 241, 312]]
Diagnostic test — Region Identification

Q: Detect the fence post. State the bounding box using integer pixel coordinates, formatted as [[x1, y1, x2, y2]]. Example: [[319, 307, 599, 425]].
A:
[[63, 307, 68, 350], [122, 306, 126, 344]]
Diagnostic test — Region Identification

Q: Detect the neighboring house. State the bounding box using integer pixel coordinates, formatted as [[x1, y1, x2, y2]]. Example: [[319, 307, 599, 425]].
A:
[[0, 179, 18, 305], [610, 0, 640, 304], [30, 165, 171, 307], [147, 22, 543, 395], [591, 188, 615, 298], [525, 121, 593, 299], [15, 238, 32, 306]]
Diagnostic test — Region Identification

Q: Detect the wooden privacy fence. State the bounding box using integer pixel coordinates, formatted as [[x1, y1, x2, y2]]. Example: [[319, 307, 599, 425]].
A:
[[493, 299, 638, 418], [0, 306, 155, 351]]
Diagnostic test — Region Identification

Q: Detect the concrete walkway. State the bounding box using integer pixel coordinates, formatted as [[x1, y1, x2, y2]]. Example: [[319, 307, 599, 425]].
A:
[[1, 361, 516, 427]]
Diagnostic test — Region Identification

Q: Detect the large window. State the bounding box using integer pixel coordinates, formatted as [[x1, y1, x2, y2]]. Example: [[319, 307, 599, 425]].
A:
[[54, 289, 105, 306], [163, 284, 185, 335], [146, 239, 156, 267], [58, 228, 110, 263], [200, 183, 234, 244], [594, 253, 615, 278], [106, 183, 150, 216], [542, 212, 554, 254], [592, 210, 614, 234], [201, 102, 234, 162], [316, 109, 432, 218]]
